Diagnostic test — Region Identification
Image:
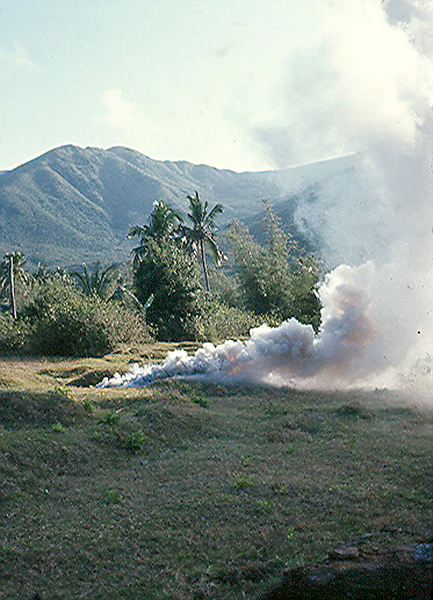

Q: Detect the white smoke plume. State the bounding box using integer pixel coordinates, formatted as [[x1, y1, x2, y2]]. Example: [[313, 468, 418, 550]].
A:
[[99, 0, 433, 391]]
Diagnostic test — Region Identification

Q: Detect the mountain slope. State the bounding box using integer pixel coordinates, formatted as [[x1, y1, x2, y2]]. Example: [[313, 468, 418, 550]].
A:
[[0, 145, 358, 267]]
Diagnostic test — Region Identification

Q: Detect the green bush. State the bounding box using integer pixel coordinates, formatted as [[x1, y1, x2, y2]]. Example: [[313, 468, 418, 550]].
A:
[[208, 268, 244, 308], [126, 429, 148, 453], [196, 301, 261, 342], [24, 281, 149, 357], [133, 238, 205, 341], [0, 312, 31, 353]]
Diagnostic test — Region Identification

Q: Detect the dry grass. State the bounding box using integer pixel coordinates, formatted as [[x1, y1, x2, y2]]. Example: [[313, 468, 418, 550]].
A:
[[0, 352, 432, 599]]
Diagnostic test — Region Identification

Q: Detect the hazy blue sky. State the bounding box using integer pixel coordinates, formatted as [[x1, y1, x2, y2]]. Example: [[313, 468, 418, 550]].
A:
[[0, 0, 430, 172], [0, 0, 333, 171]]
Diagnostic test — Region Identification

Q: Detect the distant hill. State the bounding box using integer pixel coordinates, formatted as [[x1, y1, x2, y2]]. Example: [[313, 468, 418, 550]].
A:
[[0, 144, 359, 268]]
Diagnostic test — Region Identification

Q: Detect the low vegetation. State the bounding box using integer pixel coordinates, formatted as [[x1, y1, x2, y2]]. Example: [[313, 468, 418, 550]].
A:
[[0, 279, 150, 357], [0, 353, 431, 598]]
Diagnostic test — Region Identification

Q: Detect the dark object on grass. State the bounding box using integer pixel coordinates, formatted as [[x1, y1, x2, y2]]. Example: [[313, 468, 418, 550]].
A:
[[262, 541, 433, 599]]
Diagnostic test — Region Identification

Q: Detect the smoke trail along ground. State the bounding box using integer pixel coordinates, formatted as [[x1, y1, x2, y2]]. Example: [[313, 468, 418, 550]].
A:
[[99, 0, 433, 390], [99, 261, 432, 389]]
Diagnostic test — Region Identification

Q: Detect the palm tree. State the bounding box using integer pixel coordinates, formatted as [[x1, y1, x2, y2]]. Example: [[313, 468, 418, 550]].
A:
[[182, 191, 225, 291], [0, 252, 32, 318], [71, 263, 118, 298], [128, 200, 183, 265]]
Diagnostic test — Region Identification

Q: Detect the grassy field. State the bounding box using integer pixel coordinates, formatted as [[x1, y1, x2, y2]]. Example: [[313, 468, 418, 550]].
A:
[[0, 348, 432, 599]]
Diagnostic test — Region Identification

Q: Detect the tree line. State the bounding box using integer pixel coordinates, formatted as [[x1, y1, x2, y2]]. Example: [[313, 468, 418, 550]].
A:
[[0, 191, 323, 355]]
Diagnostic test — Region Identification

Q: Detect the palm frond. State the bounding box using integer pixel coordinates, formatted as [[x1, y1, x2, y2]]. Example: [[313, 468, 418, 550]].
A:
[[205, 203, 224, 228], [128, 224, 148, 240], [204, 234, 227, 266]]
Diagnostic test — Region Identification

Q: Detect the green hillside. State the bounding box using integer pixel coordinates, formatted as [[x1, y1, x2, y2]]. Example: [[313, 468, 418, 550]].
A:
[[0, 145, 357, 268]]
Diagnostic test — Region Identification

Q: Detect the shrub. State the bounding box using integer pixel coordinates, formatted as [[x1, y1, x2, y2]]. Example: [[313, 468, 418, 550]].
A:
[[133, 238, 205, 341], [24, 280, 149, 357], [0, 312, 31, 353], [126, 429, 148, 452], [195, 301, 261, 342]]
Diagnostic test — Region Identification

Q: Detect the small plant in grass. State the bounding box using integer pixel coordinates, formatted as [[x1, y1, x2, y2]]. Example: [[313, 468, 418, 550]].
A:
[[102, 489, 122, 504], [126, 429, 148, 453], [82, 398, 94, 414], [240, 454, 252, 467], [89, 428, 104, 442], [51, 422, 66, 433], [233, 474, 254, 489], [100, 410, 121, 425], [220, 493, 236, 503], [191, 392, 209, 409], [52, 384, 75, 401], [256, 499, 273, 513]]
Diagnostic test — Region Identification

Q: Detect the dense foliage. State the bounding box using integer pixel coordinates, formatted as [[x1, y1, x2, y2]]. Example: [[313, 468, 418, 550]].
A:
[[24, 281, 150, 356], [133, 237, 205, 341], [196, 302, 261, 342], [0, 279, 150, 357], [71, 263, 118, 298], [128, 200, 183, 266], [129, 198, 323, 341], [0, 312, 30, 353], [227, 203, 322, 332]]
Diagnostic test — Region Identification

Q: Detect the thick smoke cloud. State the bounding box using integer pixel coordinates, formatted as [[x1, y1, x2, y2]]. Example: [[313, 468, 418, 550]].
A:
[[99, 0, 433, 391]]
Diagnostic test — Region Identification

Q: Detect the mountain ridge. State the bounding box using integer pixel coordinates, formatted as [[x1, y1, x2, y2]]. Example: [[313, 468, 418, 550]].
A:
[[0, 144, 358, 268]]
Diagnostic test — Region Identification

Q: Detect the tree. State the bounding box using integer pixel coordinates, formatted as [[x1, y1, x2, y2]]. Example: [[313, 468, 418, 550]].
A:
[[71, 263, 118, 299], [128, 200, 183, 266], [0, 252, 32, 318], [133, 237, 204, 341], [227, 202, 322, 331], [182, 191, 225, 291]]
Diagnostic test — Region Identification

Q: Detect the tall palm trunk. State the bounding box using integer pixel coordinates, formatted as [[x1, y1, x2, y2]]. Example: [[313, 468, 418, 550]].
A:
[[9, 255, 17, 320], [200, 239, 210, 291]]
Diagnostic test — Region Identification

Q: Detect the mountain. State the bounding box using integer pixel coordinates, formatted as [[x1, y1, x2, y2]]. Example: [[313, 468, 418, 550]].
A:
[[0, 144, 358, 268]]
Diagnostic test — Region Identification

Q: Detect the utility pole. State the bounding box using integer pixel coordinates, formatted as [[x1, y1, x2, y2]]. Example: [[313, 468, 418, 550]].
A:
[[9, 255, 17, 320]]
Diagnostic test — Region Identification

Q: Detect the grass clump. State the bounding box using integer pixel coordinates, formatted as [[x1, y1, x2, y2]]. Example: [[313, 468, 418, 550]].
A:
[[51, 422, 66, 433], [126, 429, 148, 453], [82, 397, 94, 414], [102, 489, 122, 505], [234, 474, 255, 489], [100, 409, 122, 425], [190, 391, 209, 408]]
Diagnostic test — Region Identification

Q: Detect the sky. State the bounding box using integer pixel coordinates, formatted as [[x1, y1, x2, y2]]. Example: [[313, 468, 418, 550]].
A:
[[0, 0, 432, 173], [0, 0, 349, 172]]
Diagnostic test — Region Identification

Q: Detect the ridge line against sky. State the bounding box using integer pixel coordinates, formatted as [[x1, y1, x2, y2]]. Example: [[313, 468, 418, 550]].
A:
[[1, 142, 357, 176], [1, 1, 431, 172]]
